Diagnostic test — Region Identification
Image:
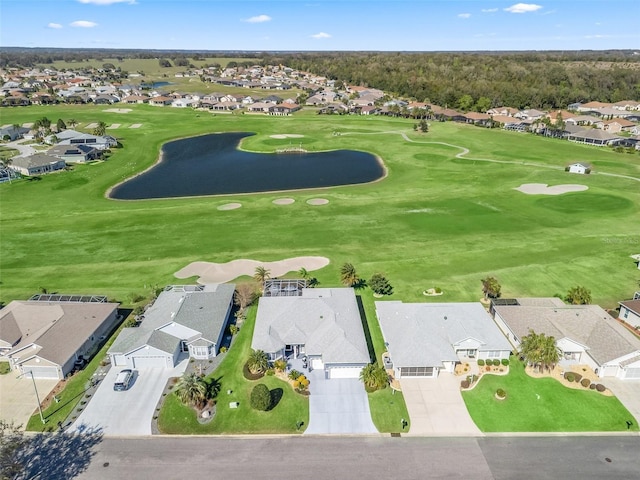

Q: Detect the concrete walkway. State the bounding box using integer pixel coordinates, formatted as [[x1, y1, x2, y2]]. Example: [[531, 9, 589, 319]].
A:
[[401, 373, 482, 436], [605, 378, 640, 426], [6, 139, 37, 158], [304, 369, 377, 435]]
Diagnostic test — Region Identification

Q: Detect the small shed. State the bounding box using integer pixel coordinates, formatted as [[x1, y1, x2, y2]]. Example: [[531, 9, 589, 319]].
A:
[[567, 162, 591, 174]]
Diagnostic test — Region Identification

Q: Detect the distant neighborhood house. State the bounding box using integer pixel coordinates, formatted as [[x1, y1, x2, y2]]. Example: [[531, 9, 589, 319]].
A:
[[567, 162, 591, 174], [10, 154, 66, 176]]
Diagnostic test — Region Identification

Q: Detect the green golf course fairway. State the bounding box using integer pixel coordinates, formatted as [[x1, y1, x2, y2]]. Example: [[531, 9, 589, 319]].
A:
[[1, 105, 639, 310]]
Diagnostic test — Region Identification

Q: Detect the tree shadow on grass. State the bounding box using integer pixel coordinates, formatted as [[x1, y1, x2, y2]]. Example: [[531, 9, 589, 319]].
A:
[[19, 424, 103, 480], [267, 388, 283, 411], [356, 295, 376, 363]]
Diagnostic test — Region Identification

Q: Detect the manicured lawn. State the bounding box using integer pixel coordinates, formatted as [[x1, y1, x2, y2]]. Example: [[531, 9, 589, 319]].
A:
[[1, 105, 638, 309], [158, 306, 309, 434], [462, 359, 639, 432], [367, 387, 410, 433]]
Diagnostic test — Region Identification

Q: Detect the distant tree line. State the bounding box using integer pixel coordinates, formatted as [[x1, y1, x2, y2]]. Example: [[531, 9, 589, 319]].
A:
[[265, 51, 640, 109]]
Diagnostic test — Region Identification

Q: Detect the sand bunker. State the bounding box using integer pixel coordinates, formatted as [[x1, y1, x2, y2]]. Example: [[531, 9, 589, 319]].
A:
[[217, 203, 242, 210], [175, 256, 330, 284], [515, 183, 589, 195], [273, 198, 295, 205], [306, 198, 329, 205], [129, 124, 142, 129], [85, 123, 98, 129], [103, 108, 132, 113], [269, 134, 305, 139], [107, 124, 120, 129]]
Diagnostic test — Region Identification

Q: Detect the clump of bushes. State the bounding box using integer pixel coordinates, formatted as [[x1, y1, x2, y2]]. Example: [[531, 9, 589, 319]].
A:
[[581, 378, 591, 388], [565, 372, 576, 382], [501, 358, 509, 366], [493, 359, 501, 367], [572, 372, 582, 383], [265, 368, 275, 376], [496, 388, 506, 399], [589, 383, 596, 390], [250, 384, 271, 411], [293, 374, 310, 393], [288, 370, 302, 381], [434, 287, 442, 294], [595, 384, 606, 392], [477, 359, 485, 367], [461, 379, 470, 389]]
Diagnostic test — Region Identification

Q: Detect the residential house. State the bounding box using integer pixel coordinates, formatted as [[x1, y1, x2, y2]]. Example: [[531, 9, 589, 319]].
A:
[[10, 154, 66, 176], [376, 302, 512, 379], [566, 128, 620, 146], [492, 298, 640, 380], [252, 288, 371, 379], [51, 130, 117, 150], [0, 295, 119, 379], [247, 102, 272, 113], [148, 96, 173, 106], [93, 94, 119, 105], [121, 95, 149, 104], [486, 107, 519, 117], [514, 109, 546, 121], [567, 162, 591, 174], [171, 98, 198, 108], [0, 125, 29, 141], [108, 284, 235, 369], [619, 298, 640, 330], [596, 118, 637, 133], [269, 104, 301, 116], [48, 144, 100, 163], [464, 112, 492, 126]]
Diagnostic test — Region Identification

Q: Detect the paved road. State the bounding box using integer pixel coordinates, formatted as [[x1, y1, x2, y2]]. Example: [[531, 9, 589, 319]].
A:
[[62, 435, 640, 480]]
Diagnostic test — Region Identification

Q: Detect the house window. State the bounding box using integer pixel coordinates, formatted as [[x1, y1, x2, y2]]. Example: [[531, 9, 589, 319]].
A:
[[486, 351, 500, 358], [181, 341, 188, 352], [623, 310, 629, 319], [400, 366, 434, 377]]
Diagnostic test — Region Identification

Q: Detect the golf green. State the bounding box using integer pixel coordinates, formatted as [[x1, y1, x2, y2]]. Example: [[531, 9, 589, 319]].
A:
[[1, 105, 639, 308]]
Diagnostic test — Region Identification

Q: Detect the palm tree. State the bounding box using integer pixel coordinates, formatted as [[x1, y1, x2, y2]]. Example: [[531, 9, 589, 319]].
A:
[[68, 119, 78, 129], [520, 330, 560, 373], [565, 285, 591, 305], [247, 349, 269, 374], [297, 267, 309, 280], [359, 364, 388, 390], [174, 373, 207, 408], [93, 121, 107, 136], [481, 276, 501, 300], [253, 266, 270, 283], [340, 263, 359, 287]]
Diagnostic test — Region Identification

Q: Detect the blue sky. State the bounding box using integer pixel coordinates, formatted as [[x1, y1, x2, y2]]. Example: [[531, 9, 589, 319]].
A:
[[1, 1, 638, 51]]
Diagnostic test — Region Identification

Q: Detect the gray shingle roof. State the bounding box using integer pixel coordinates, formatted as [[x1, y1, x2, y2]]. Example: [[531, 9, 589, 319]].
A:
[[108, 284, 234, 356], [494, 302, 640, 365], [252, 288, 370, 365], [376, 302, 512, 368], [147, 330, 181, 354]]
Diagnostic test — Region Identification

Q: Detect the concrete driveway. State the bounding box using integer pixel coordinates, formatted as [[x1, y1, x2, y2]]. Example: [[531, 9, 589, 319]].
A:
[[0, 372, 58, 427], [304, 369, 377, 434], [70, 357, 187, 436], [401, 373, 481, 436], [605, 378, 640, 426]]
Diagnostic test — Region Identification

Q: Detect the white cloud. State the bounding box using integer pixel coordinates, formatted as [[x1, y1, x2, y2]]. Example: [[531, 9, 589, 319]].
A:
[[504, 3, 543, 13], [70, 20, 98, 27], [48, 23, 63, 29], [458, 13, 471, 19], [311, 32, 331, 39], [244, 14, 271, 23], [481, 8, 499, 13], [77, 0, 136, 4], [585, 34, 610, 39]]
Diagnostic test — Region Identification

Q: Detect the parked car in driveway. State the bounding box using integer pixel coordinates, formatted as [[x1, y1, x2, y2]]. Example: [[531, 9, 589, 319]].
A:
[[113, 369, 133, 391]]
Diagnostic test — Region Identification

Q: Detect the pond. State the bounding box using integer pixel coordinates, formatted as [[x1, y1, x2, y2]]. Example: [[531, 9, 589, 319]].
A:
[[109, 132, 385, 200]]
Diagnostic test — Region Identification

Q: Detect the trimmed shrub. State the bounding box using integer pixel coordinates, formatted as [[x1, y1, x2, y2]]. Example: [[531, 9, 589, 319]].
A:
[[250, 384, 271, 411], [493, 359, 501, 367], [461, 380, 470, 389], [496, 388, 506, 399], [434, 287, 442, 294], [581, 378, 591, 388], [589, 383, 597, 390], [485, 365, 491, 372], [288, 369, 302, 381], [477, 359, 485, 367], [265, 368, 275, 376], [565, 372, 575, 382], [596, 384, 606, 392], [219, 346, 227, 353], [501, 358, 509, 366], [572, 372, 582, 383]]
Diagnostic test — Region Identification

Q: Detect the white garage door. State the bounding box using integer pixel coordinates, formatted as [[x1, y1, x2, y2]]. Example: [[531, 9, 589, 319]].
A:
[[328, 367, 363, 379], [624, 367, 640, 379], [132, 356, 170, 369], [22, 365, 60, 379], [311, 358, 324, 370], [111, 354, 127, 367]]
